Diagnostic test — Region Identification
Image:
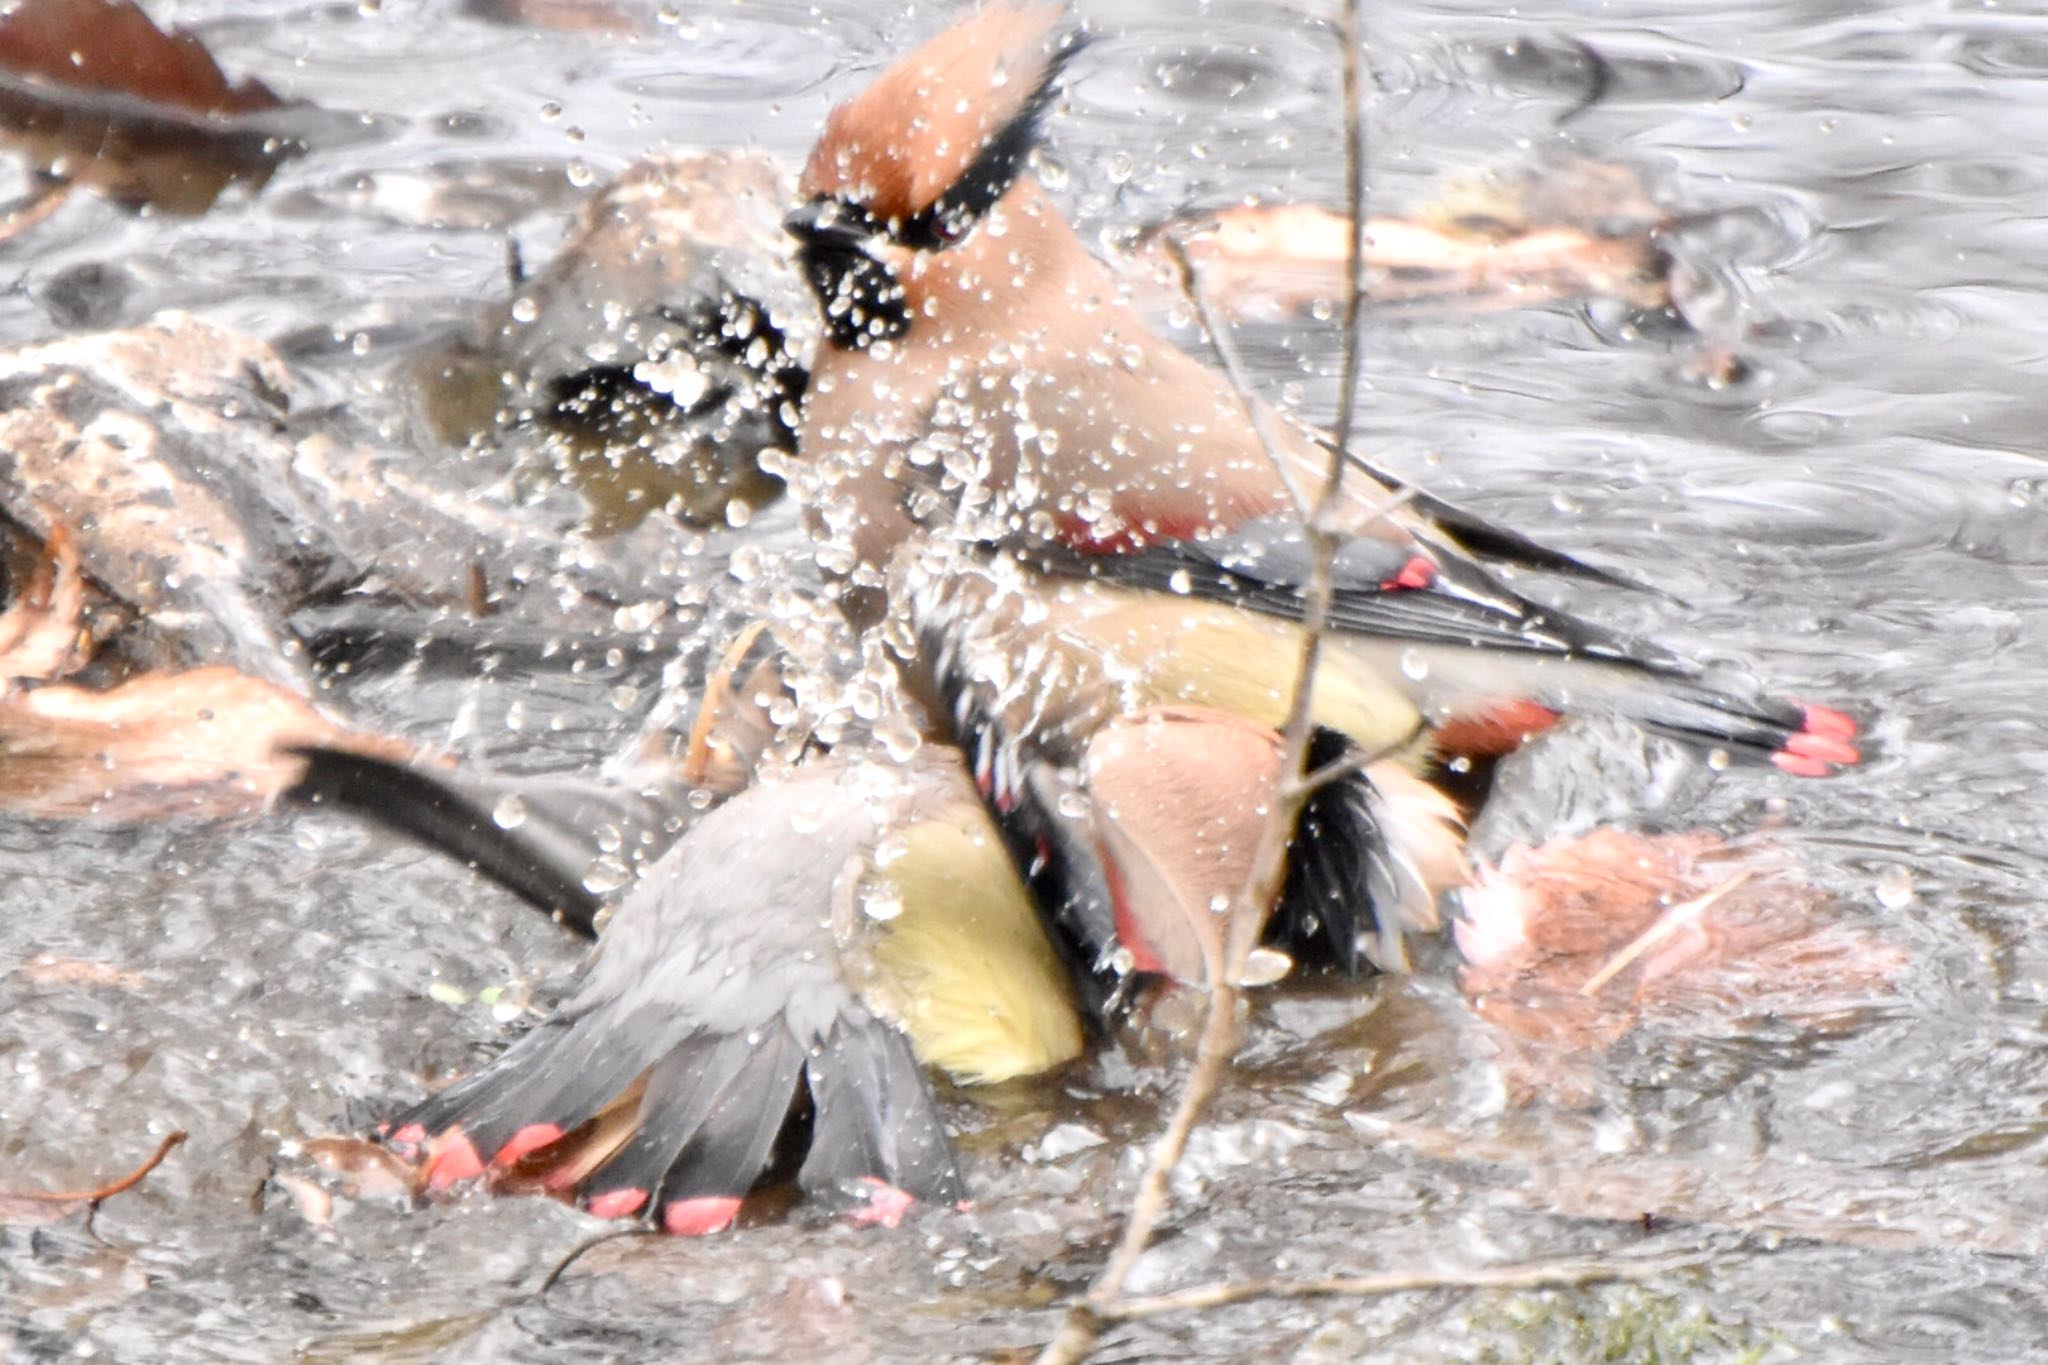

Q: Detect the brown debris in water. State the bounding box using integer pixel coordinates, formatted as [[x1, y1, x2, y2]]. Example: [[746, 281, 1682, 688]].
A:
[[1455, 828, 1904, 1102], [0, 1130, 185, 1226], [1138, 160, 1674, 322], [0, 0, 281, 115], [0, 529, 413, 819], [0, 0, 307, 214], [0, 664, 415, 820], [0, 521, 87, 684]]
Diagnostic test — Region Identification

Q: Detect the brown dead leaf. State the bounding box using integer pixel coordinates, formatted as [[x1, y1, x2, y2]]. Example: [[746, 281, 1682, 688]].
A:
[[1151, 204, 1670, 320], [0, 0, 309, 214], [0, 521, 86, 684], [0, 664, 413, 819], [0, 0, 281, 115], [1455, 829, 1904, 1102], [302, 1136, 415, 1202], [16, 953, 149, 991], [462, 0, 647, 37]]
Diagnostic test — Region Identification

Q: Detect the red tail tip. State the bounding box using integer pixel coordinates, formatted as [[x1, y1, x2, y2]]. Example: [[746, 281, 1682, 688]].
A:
[[1799, 704, 1858, 742], [586, 1187, 650, 1220], [847, 1178, 917, 1229], [383, 1121, 427, 1155], [663, 1195, 743, 1236], [1771, 751, 1834, 779], [1783, 730, 1860, 767], [1380, 555, 1437, 592], [424, 1131, 485, 1190], [493, 1122, 566, 1169]]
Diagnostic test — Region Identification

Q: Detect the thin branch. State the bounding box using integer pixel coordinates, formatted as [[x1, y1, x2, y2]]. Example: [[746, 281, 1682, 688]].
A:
[[1157, 233, 1310, 517], [1578, 869, 1755, 997], [0, 1131, 186, 1206], [538, 1225, 661, 1297], [1100, 1253, 1700, 1321], [1037, 5, 1371, 1361]]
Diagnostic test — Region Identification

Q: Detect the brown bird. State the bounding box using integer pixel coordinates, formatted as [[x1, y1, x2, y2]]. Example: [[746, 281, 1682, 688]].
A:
[[896, 550, 1463, 986], [786, 3, 1861, 780]]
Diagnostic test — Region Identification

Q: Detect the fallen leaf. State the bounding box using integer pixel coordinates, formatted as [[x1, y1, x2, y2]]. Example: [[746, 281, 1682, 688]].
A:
[[0, 521, 86, 684], [0, 0, 281, 116], [1455, 829, 1904, 1102], [0, 664, 413, 819], [15, 953, 150, 991], [302, 1136, 416, 1201], [0, 0, 320, 213]]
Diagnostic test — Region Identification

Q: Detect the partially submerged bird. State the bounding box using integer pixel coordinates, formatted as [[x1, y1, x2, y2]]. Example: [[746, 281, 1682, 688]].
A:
[[897, 547, 1464, 987], [303, 4, 1868, 1240], [309, 741, 1082, 1234], [787, 3, 1860, 780]]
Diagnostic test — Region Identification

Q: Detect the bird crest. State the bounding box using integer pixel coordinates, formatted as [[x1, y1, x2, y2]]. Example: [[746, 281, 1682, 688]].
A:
[[800, 4, 1081, 243]]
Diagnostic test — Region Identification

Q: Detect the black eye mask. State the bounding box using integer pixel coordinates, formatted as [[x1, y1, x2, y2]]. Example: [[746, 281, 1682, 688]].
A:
[[786, 198, 913, 350]]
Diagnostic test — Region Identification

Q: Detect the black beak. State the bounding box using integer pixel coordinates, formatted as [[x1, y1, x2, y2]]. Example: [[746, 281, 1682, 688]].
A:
[[784, 197, 878, 251]]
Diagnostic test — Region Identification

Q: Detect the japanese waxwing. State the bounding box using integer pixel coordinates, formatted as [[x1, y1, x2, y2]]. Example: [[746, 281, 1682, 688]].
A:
[[310, 741, 1083, 1234], [786, 4, 1861, 779]]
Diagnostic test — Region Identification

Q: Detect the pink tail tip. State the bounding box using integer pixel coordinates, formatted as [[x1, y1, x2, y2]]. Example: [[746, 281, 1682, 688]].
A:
[[846, 1178, 917, 1229], [492, 1122, 566, 1169], [585, 1187, 650, 1220], [663, 1195, 743, 1236], [1783, 731, 1861, 767], [1799, 704, 1858, 741], [424, 1130, 485, 1190], [1772, 751, 1834, 779], [383, 1121, 428, 1155]]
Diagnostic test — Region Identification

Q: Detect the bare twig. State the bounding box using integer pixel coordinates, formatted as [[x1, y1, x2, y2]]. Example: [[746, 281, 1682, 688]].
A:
[[1578, 869, 1755, 997], [1157, 233, 1310, 517], [538, 1225, 662, 1297], [1036, 5, 1373, 1361], [0, 1130, 186, 1207], [1100, 1253, 1699, 1321]]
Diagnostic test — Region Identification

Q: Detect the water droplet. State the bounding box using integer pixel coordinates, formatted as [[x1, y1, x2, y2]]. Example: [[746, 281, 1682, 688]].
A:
[[1399, 649, 1429, 682], [581, 858, 631, 896], [1874, 865, 1915, 909], [492, 795, 527, 830], [874, 712, 924, 762], [1238, 947, 1293, 988], [862, 883, 905, 922]]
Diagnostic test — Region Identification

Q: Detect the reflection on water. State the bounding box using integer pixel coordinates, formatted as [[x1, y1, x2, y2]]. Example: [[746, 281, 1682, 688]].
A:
[[3, 0, 2047, 1359]]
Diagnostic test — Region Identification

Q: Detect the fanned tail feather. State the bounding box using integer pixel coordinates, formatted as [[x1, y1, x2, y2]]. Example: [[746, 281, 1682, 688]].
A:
[[384, 1008, 962, 1232]]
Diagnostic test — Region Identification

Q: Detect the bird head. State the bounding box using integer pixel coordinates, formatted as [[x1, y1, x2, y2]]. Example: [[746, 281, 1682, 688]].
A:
[[787, 4, 1083, 351]]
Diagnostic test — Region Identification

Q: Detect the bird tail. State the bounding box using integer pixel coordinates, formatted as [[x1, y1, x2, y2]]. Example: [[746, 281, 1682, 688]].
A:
[[1273, 732, 1465, 975], [1403, 648, 1861, 777], [383, 1005, 962, 1234]]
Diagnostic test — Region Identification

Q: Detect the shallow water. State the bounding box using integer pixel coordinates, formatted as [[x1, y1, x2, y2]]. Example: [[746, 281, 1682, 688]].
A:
[[4, 0, 2048, 1360]]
